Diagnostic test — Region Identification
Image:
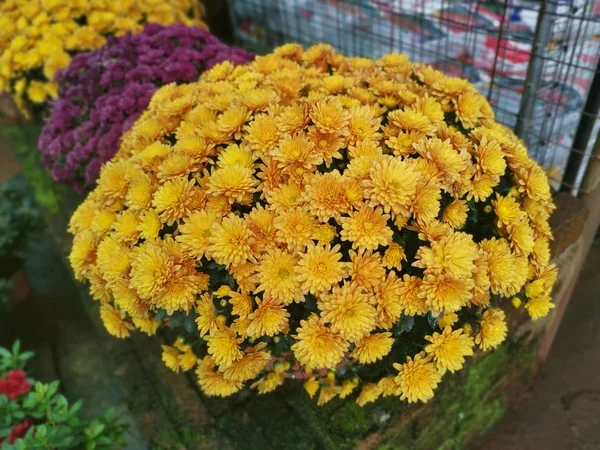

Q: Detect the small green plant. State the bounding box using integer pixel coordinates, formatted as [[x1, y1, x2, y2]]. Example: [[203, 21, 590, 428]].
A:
[[0, 341, 128, 449], [0, 179, 43, 260]]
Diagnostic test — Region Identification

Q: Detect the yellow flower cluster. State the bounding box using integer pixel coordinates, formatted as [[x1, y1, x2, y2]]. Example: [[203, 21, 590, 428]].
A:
[[68, 44, 557, 406], [0, 0, 205, 116]]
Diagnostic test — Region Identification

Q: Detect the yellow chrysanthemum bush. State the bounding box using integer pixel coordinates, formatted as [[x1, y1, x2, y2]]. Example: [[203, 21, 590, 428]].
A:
[[68, 44, 557, 406], [0, 0, 205, 117]]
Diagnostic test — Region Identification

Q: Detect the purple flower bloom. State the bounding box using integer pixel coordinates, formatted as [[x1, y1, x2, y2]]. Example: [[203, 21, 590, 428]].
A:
[[40, 24, 254, 192]]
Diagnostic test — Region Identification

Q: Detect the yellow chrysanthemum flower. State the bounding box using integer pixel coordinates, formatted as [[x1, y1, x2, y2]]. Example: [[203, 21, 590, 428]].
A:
[[480, 238, 523, 297], [100, 304, 132, 339], [352, 332, 394, 364], [438, 312, 459, 329], [274, 207, 317, 250], [161, 345, 181, 373], [152, 177, 203, 225], [196, 357, 243, 397], [419, 274, 473, 314], [132, 316, 160, 336], [253, 249, 303, 304], [442, 199, 469, 229], [356, 383, 382, 407], [222, 343, 271, 382], [393, 352, 441, 403], [398, 274, 427, 316], [382, 242, 406, 270], [307, 127, 345, 165], [525, 295, 555, 320], [362, 155, 419, 216], [424, 327, 474, 374], [246, 297, 290, 338], [295, 244, 347, 295], [129, 239, 204, 314], [69, 231, 97, 280], [207, 165, 258, 204], [304, 377, 320, 398], [339, 206, 393, 250], [301, 170, 350, 221], [206, 327, 243, 369], [245, 115, 280, 156], [309, 98, 350, 134], [374, 272, 404, 329], [208, 214, 254, 268], [292, 314, 348, 369], [272, 133, 322, 180], [348, 249, 386, 291], [339, 379, 359, 399], [508, 220, 535, 257], [194, 293, 220, 336], [252, 371, 285, 395], [138, 209, 161, 241], [176, 210, 220, 260], [414, 231, 478, 278], [476, 308, 508, 351], [492, 194, 526, 226], [319, 283, 377, 342]]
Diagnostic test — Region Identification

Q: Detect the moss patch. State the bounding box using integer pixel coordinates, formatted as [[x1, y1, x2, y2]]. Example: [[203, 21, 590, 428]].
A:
[[207, 335, 536, 450]]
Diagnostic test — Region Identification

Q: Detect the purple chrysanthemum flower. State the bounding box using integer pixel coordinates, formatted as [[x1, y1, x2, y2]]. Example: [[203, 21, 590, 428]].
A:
[[39, 24, 254, 192]]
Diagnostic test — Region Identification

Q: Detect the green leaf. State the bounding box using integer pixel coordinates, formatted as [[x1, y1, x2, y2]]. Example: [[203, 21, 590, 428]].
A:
[[19, 351, 34, 361], [427, 313, 439, 329], [47, 380, 60, 396], [155, 309, 166, 322], [35, 424, 47, 438], [183, 314, 196, 333], [394, 315, 415, 336]]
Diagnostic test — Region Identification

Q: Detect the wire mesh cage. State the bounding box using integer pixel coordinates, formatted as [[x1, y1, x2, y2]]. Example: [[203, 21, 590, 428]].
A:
[[228, 0, 600, 194]]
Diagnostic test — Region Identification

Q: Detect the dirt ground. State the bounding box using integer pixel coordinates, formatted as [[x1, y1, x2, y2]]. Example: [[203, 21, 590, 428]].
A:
[[478, 238, 600, 450]]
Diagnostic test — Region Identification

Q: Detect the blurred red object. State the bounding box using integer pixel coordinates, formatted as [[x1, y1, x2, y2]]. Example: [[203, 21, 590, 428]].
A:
[[0, 370, 31, 400]]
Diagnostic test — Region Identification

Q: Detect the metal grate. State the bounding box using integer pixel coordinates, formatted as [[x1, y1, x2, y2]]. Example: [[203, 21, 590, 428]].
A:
[[228, 0, 600, 194]]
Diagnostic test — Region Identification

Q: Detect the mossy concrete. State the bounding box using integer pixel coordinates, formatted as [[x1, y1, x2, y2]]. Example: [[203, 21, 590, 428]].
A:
[[149, 333, 535, 450]]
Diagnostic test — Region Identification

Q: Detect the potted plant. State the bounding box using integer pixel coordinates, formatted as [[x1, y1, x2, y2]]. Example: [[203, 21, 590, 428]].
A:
[[68, 44, 557, 408]]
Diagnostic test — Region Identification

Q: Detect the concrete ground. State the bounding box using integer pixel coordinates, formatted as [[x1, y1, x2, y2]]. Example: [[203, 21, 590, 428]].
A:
[[479, 238, 600, 450]]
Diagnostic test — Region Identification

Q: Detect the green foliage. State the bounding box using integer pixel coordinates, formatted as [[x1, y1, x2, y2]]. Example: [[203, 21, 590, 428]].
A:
[[3, 124, 65, 214], [0, 342, 34, 373], [0, 341, 128, 449], [0, 178, 43, 258]]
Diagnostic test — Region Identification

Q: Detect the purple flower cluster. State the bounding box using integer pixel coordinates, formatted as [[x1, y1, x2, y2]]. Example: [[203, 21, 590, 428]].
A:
[[39, 24, 254, 192]]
